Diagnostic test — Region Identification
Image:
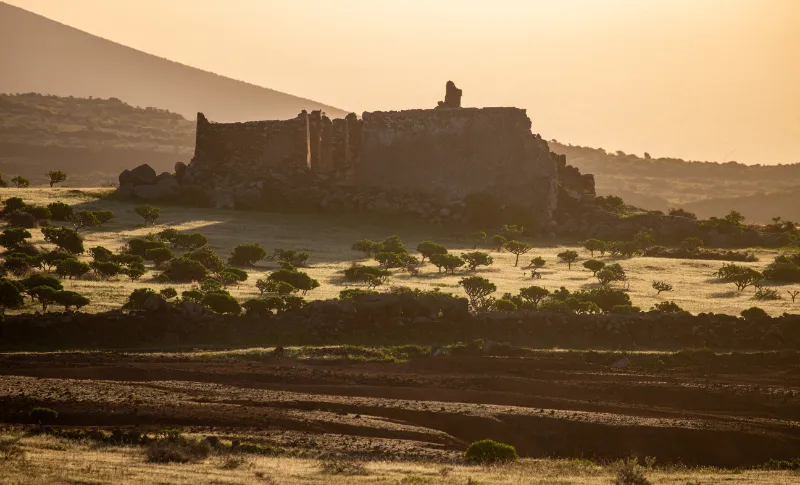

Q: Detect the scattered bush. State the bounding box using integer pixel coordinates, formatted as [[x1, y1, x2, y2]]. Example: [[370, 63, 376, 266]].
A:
[[519, 286, 550, 308], [5, 210, 36, 228], [612, 457, 652, 485], [652, 281, 673, 295], [651, 301, 685, 313], [268, 269, 320, 295], [319, 459, 369, 476], [557, 250, 580, 269], [344, 265, 391, 284], [94, 210, 115, 226], [90, 261, 123, 279], [23, 205, 52, 220], [469, 231, 487, 249], [127, 238, 167, 257], [21, 274, 63, 292], [202, 292, 242, 315], [41, 226, 84, 254], [134, 205, 160, 226], [504, 240, 532, 266], [41, 250, 72, 271], [460, 276, 496, 312], [741, 306, 770, 320], [582, 238, 607, 257], [145, 247, 174, 267], [243, 298, 279, 316], [46, 170, 67, 187], [430, 253, 465, 274], [0, 278, 25, 310], [68, 210, 99, 230], [90, 246, 114, 262], [463, 439, 518, 465], [461, 251, 493, 271], [229, 243, 267, 266], [681, 237, 704, 251], [3, 197, 26, 213], [416, 241, 448, 262], [125, 288, 157, 310], [55, 259, 90, 279], [46, 202, 73, 221], [146, 438, 212, 464], [54, 290, 90, 311], [11, 176, 29, 188], [0, 227, 32, 250], [164, 257, 208, 282], [669, 208, 697, 220], [597, 263, 627, 286], [173, 232, 208, 250], [351, 239, 382, 257], [715, 263, 763, 292], [29, 407, 59, 424], [754, 285, 782, 301], [491, 234, 507, 251], [583, 259, 605, 276], [219, 267, 248, 286], [185, 246, 225, 273]]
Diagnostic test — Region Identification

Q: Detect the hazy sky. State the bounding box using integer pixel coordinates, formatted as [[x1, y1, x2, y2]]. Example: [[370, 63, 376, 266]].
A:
[[6, 0, 800, 165]]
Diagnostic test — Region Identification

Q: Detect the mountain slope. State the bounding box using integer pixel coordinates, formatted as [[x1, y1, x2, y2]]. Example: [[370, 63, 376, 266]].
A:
[[0, 2, 348, 122]]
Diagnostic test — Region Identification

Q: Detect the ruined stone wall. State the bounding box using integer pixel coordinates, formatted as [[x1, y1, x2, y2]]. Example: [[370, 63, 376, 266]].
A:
[[357, 108, 558, 219]]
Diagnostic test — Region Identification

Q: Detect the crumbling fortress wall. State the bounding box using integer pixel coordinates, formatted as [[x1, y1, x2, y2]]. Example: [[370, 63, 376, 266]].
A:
[[119, 82, 594, 226], [358, 108, 558, 216]]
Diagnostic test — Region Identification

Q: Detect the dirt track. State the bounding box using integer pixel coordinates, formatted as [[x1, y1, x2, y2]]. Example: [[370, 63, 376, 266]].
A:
[[2, 350, 800, 466]]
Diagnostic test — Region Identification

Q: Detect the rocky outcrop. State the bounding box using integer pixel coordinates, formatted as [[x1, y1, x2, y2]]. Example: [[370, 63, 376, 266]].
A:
[[117, 163, 180, 201], [436, 80, 462, 109]]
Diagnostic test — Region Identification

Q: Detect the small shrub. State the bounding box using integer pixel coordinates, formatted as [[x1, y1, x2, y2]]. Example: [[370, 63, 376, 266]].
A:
[[145, 247, 174, 266], [651, 301, 684, 313], [185, 246, 225, 273], [229, 243, 267, 266], [29, 407, 59, 424], [463, 439, 518, 465], [94, 210, 115, 226], [41, 226, 84, 254], [146, 439, 211, 464], [319, 459, 368, 476], [5, 210, 36, 228], [23, 205, 52, 220], [160, 288, 178, 299], [68, 210, 99, 230], [754, 285, 782, 301], [612, 457, 652, 485], [0, 227, 32, 250], [55, 259, 90, 279], [165, 257, 208, 282], [741, 306, 770, 320], [3, 197, 26, 213], [460, 276, 496, 312]]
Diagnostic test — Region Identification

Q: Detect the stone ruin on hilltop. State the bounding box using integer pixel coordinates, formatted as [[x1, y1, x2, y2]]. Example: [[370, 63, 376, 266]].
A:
[[118, 82, 595, 227]]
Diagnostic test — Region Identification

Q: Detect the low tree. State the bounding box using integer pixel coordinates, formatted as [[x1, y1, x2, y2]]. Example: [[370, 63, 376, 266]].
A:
[[41, 250, 72, 271], [220, 267, 248, 286], [5, 210, 36, 228], [3, 255, 32, 276], [416, 241, 448, 263], [461, 251, 493, 271], [504, 240, 532, 267], [429, 253, 465, 274], [201, 292, 241, 315], [11, 176, 29, 188], [160, 287, 178, 300], [255, 278, 294, 296], [582, 238, 607, 257], [715, 263, 763, 292], [597, 263, 627, 286], [652, 281, 673, 295], [55, 259, 90, 279], [30, 286, 58, 311], [519, 286, 550, 309], [134, 205, 160, 226], [0, 278, 25, 312], [89, 246, 114, 262], [164, 257, 208, 282], [741, 306, 769, 321], [0, 227, 32, 250], [46, 201, 73, 221], [459, 276, 497, 312], [351, 239, 382, 257], [557, 250, 579, 269], [90, 261, 123, 280], [145, 247, 174, 267], [24, 205, 51, 220], [469, 231, 487, 249], [651, 301, 685, 313], [54, 290, 90, 311], [491, 235, 507, 252], [526, 256, 546, 278], [41, 226, 84, 254], [633, 230, 655, 252], [268, 269, 319, 295], [228, 243, 267, 266], [788, 290, 799, 303], [681, 237, 705, 251], [376, 252, 406, 269], [173, 232, 208, 250], [46, 170, 67, 187], [2, 197, 26, 212], [94, 210, 115, 227], [583, 259, 605, 276], [185, 246, 225, 273]]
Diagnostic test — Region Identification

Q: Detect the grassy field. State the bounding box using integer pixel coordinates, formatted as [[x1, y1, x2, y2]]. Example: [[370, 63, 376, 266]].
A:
[[2, 187, 798, 316], [1, 431, 797, 485]]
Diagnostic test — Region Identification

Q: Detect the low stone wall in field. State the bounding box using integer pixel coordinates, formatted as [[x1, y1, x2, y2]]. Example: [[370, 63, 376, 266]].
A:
[[2, 301, 798, 351]]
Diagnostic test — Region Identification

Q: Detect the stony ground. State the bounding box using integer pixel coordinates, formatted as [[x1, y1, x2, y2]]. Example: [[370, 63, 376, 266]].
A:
[[2, 349, 800, 468]]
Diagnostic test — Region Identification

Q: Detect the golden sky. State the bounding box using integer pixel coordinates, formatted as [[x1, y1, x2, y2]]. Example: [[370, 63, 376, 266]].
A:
[[6, 0, 800, 165]]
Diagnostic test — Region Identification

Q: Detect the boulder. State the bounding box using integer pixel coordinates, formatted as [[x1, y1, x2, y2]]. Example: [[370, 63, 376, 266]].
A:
[[116, 183, 134, 198], [174, 162, 187, 180], [142, 294, 168, 312], [132, 184, 172, 201], [176, 300, 212, 317], [130, 164, 158, 185]]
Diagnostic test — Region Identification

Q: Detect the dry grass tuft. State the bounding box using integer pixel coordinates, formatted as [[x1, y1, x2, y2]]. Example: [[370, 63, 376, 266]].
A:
[[319, 458, 369, 476], [145, 438, 212, 464]]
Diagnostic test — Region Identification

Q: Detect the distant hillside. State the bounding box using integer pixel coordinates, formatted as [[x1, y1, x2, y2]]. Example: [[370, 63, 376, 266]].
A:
[[551, 141, 800, 221], [682, 188, 800, 223], [0, 2, 347, 122], [0, 93, 194, 185]]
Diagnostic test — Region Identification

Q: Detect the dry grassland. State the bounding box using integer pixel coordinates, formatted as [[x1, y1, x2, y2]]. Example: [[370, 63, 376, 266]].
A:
[[1, 432, 797, 485], [2, 187, 798, 316]]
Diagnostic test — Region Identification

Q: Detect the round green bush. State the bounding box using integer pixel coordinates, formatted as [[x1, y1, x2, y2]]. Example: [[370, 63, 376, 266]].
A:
[[29, 407, 59, 424], [464, 439, 518, 465]]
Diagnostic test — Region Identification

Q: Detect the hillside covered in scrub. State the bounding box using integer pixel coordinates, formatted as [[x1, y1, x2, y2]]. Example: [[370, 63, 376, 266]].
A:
[[2, 93, 799, 223]]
